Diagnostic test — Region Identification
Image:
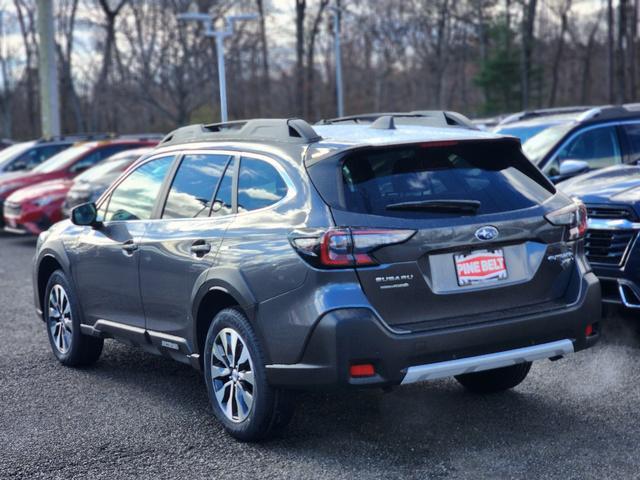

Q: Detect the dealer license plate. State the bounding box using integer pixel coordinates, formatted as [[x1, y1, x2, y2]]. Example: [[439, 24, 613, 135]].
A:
[[454, 249, 508, 286]]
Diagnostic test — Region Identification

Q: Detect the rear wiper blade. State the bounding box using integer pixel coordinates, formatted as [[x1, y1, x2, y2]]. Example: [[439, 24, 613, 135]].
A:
[[385, 199, 481, 214]]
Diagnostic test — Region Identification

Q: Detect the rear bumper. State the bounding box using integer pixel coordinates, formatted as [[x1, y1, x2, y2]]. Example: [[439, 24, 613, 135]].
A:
[[265, 271, 601, 389]]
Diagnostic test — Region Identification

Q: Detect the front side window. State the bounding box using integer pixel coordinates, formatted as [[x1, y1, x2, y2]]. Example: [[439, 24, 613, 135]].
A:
[[103, 156, 173, 222], [545, 126, 622, 176], [237, 157, 288, 212], [162, 153, 231, 219]]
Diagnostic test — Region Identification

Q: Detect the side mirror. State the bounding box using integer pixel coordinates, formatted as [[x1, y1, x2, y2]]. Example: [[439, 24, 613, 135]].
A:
[[71, 202, 101, 228], [559, 159, 589, 178]]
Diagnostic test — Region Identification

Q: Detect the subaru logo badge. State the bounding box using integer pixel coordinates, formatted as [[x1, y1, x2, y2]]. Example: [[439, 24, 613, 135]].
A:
[[475, 226, 499, 241]]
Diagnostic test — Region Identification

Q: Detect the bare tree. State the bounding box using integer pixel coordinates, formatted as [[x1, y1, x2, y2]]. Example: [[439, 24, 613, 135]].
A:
[[92, 0, 128, 130], [255, 0, 270, 114], [304, 0, 329, 118], [520, 0, 538, 109], [56, 0, 84, 131], [616, 0, 628, 102], [548, 0, 572, 106], [14, 0, 38, 135], [295, 0, 305, 117]]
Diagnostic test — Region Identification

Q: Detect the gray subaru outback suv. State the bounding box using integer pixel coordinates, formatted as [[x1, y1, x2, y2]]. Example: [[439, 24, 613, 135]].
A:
[[33, 116, 601, 441]]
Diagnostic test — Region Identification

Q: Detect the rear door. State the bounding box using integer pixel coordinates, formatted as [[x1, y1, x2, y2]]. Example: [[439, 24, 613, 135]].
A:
[[309, 140, 575, 331], [138, 151, 236, 343]]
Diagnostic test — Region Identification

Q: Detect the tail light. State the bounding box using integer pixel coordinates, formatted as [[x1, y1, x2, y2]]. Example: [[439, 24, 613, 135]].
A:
[[544, 200, 588, 240], [290, 227, 416, 268]]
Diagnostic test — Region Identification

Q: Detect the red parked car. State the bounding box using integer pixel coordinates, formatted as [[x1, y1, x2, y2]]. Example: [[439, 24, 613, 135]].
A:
[[1, 139, 157, 234]]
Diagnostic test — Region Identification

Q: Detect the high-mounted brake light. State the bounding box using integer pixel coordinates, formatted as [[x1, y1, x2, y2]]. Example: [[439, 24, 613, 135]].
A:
[[290, 227, 416, 268], [544, 200, 588, 240], [419, 141, 459, 148]]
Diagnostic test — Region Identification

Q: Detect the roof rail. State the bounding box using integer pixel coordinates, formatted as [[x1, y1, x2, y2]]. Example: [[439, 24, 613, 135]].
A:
[[117, 133, 165, 141], [574, 103, 640, 122], [160, 118, 322, 146], [318, 110, 477, 130], [498, 106, 594, 125], [370, 115, 396, 130], [36, 132, 117, 143]]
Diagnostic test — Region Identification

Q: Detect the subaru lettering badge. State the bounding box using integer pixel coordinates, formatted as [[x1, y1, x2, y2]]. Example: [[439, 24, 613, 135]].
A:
[[475, 226, 499, 241]]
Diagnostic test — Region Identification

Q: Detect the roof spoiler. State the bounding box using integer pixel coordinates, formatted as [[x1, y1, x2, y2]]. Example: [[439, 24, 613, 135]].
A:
[[317, 110, 477, 130]]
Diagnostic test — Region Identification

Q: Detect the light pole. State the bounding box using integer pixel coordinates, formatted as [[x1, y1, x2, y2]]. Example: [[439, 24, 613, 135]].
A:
[[177, 12, 258, 123], [330, 4, 344, 118], [36, 0, 61, 137]]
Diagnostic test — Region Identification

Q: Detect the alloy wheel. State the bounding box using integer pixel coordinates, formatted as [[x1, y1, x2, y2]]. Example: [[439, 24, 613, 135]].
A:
[[211, 327, 255, 423], [48, 284, 73, 354]]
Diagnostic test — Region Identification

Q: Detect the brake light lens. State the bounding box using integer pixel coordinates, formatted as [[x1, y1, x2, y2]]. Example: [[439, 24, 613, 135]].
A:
[[544, 200, 588, 240], [291, 227, 416, 268]]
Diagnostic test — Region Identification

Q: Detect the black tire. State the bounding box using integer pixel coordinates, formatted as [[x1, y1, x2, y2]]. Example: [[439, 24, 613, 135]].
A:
[[44, 270, 103, 367], [454, 362, 532, 394], [203, 308, 295, 442]]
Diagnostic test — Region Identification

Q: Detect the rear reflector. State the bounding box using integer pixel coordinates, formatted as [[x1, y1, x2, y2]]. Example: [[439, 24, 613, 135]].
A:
[[350, 364, 375, 378], [585, 324, 594, 337]]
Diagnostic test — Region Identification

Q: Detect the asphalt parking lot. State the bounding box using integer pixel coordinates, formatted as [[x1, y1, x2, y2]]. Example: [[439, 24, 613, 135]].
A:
[[1, 233, 640, 480]]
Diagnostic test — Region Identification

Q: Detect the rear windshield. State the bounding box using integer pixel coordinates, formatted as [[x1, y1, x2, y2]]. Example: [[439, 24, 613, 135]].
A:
[[330, 142, 553, 218]]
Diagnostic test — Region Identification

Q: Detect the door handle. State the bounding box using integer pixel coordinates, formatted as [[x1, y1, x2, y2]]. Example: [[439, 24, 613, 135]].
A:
[[122, 240, 138, 254], [190, 240, 211, 256]]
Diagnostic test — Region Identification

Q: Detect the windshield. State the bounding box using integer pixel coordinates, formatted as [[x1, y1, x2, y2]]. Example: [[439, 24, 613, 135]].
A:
[[0, 142, 33, 168], [494, 124, 552, 143], [75, 157, 132, 183], [522, 123, 574, 164], [33, 144, 93, 173]]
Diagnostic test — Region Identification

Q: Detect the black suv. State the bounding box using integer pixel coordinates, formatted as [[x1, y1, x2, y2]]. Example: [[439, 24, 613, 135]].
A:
[[559, 166, 640, 310], [512, 104, 640, 183], [33, 117, 601, 441]]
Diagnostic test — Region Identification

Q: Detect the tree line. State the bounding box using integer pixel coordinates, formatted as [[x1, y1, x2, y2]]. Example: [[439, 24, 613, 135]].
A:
[[0, 0, 637, 139]]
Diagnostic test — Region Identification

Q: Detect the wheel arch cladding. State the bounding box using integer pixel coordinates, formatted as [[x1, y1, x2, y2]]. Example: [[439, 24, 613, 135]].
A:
[[195, 288, 245, 364], [37, 255, 64, 318]]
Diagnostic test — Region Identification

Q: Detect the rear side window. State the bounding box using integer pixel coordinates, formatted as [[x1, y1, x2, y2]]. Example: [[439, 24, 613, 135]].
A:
[[211, 159, 234, 217], [237, 157, 288, 212], [337, 142, 553, 218], [622, 123, 640, 161], [162, 153, 231, 219]]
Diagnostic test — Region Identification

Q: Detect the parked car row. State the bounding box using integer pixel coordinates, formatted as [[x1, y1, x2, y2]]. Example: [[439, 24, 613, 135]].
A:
[[0, 136, 158, 234]]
